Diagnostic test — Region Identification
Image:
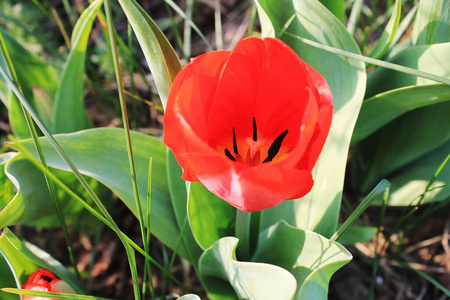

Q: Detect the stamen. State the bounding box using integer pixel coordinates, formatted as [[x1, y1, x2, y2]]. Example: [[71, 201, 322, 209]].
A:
[[263, 130, 289, 163], [233, 128, 239, 155], [252, 117, 257, 141], [225, 149, 236, 161]]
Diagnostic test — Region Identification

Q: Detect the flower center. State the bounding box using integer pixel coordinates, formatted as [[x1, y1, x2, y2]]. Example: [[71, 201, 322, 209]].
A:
[[224, 117, 289, 166]]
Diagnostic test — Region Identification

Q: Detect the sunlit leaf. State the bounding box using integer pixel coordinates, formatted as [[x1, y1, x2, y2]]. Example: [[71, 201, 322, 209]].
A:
[[118, 0, 182, 109], [52, 0, 103, 133], [319, 0, 345, 23], [355, 102, 450, 192], [15, 128, 193, 260], [199, 237, 297, 300], [257, 0, 366, 237], [412, 0, 450, 45], [385, 140, 450, 206], [188, 182, 236, 250], [368, 0, 401, 59], [352, 84, 450, 144], [253, 221, 352, 299], [367, 42, 450, 97], [166, 150, 203, 264], [0, 154, 107, 230]]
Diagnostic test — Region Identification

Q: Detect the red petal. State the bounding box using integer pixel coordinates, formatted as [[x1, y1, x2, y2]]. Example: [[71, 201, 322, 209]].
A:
[[164, 51, 230, 180], [205, 37, 313, 151]]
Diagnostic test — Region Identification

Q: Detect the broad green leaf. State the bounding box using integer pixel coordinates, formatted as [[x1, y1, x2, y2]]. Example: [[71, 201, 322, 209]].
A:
[[199, 237, 297, 300], [412, 0, 450, 45], [367, 42, 450, 97], [385, 140, 450, 206], [188, 182, 236, 250], [15, 128, 191, 260], [52, 0, 102, 133], [257, 0, 366, 237], [356, 102, 450, 192], [254, 0, 275, 38], [0, 153, 16, 204], [352, 84, 450, 144], [0, 247, 19, 300], [252, 221, 352, 299], [0, 228, 84, 293], [0, 30, 58, 138], [118, 0, 182, 109], [166, 150, 203, 265], [0, 154, 106, 230], [319, 0, 345, 23], [368, 0, 401, 59]]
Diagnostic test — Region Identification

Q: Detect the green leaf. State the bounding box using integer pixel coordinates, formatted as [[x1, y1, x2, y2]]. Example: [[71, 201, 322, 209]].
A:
[[0, 153, 107, 230], [188, 182, 236, 250], [355, 102, 450, 192], [15, 128, 192, 260], [352, 84, 450, 144], [254, 0, 275, 38], [0, 248, 19, 300], [0, 30, 58, 138], [253, 221, 352, 299], [199, 237, 297, 300], [386, 140, 450, 206], [318, 0, 345, 23], [118, 0, 182, 109], [368, 0, 401, 59], [0, 228, 84, 293], [412, 0, 450, 45], [366, 42, 450, 97], [257, 0, 366, 237], [166, 150, 203, 264], [52, 0, 103, 133]]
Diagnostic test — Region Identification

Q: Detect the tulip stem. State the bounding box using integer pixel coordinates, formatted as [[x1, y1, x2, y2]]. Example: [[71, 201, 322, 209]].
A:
[[235, 210, 252, 261]]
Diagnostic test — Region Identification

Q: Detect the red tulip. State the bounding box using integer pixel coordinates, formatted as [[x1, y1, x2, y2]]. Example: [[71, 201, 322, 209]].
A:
[[22, 269, 75, 300], [164, 37, 333, 212]]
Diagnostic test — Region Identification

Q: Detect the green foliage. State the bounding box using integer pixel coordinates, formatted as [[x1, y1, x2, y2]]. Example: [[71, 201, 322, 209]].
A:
[[199, 236, 298, 300], [52, 0, 103, 133], [0, 228, 84, 293], [257, 0, 366, 238], [118, 0, 182, 109], [253, 221, 352, 300]]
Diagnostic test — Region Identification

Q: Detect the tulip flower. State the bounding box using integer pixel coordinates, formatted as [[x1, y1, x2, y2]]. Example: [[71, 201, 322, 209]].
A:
[[164, 37, 333, 212], [22, 269, 75, 300]]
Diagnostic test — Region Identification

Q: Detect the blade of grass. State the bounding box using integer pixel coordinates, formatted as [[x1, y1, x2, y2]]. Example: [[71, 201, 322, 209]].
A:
[[164, 1, 188, 61], [164, 0, 213, 51], [62, 0, 76, 27], [6, 136, 190, 292], [347, 0, 364, 36], [2, 288, 113, 300], [214, 0, 223, 49], [0, 30, 79, 279], [184, 0, 194, 58], [392, 260, 450, 297], [50, 6, 72, 49], [0, 56, 146, 299], [282, 32, 450, 85], [103, 0, 143, 298], [142, 158, 155, 300], [331, 179, 390, 241]]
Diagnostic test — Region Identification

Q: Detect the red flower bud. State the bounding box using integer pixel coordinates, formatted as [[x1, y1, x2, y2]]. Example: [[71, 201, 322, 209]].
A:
[[22, 269, 75, 300], [164, 37, 333, 212]]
